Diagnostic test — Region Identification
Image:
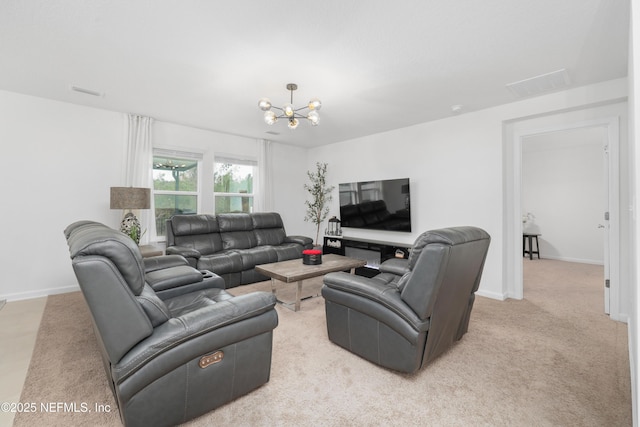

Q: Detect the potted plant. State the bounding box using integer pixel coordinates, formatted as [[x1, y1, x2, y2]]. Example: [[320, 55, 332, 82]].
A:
[[304, 162, 334, 247]]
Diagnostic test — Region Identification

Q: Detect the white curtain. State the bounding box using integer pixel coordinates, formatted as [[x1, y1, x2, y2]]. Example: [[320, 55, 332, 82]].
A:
[[124, 114, 154, 244], [256, 139, 273, 212]]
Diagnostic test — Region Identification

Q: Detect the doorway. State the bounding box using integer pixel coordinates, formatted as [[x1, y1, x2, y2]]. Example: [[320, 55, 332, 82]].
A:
[[503, 115, 621, 321], [521, 126, 609, 312]]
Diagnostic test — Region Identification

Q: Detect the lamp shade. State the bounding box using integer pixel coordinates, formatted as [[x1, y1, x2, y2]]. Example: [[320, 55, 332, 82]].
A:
[[110, 187, 150, 210]]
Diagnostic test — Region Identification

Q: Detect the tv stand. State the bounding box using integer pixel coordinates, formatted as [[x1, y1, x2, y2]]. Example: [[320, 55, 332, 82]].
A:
[[323, 236, 411, 277]]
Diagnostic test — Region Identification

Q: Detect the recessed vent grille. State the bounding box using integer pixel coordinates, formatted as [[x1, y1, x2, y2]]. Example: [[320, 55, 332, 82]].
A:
[[69, 85, 103, 97], [506, 69, 571, 98]]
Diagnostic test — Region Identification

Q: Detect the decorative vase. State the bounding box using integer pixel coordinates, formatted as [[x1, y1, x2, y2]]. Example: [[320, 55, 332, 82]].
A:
[[120, 212, 141, 244]]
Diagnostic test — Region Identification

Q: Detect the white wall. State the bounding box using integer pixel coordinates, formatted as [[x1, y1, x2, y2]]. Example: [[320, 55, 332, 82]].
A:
[[0, 90, 124, 300], [307, 78, 628, 302], [0, 90, 308, 300], [522, 127, 606, 264], [268, 142, 310, 237]]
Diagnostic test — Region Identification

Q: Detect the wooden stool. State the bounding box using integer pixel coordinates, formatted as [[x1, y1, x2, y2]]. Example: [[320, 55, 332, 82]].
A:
[[523, 233, 540, 260]]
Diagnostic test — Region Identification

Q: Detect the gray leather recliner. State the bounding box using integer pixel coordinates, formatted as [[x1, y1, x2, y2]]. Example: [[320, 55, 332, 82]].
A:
[[321, 226, 490, 374], [64, 221, 278, 427]]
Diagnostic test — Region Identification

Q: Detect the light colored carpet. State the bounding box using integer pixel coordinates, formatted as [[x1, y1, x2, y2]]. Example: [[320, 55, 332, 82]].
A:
[[14, 259, 631, 426]]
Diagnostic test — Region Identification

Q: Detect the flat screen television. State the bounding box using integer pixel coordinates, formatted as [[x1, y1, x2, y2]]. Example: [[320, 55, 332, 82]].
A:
[[339, 178, 411, 232]]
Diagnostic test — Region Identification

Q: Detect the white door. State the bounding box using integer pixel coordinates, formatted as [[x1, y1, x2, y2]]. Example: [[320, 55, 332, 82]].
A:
[[602, 135, 610, 315]]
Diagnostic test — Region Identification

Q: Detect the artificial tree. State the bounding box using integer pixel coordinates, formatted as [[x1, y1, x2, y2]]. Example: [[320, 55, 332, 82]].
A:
[[304, 162, 334, 246]]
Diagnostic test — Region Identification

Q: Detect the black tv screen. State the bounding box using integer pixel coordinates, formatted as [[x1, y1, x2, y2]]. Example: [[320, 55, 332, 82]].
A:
[[339, 178, 411, 232]]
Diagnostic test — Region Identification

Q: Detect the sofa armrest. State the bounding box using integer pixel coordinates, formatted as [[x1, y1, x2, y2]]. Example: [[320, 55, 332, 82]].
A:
[[378, 258, 410, 277], [285, 235, 313, 247], [165, 246, 201, 266], [145, 265, 204, 293], [143, 254, 189, 273], [113, 291, 278, 383], [322, 272, 428, 333]]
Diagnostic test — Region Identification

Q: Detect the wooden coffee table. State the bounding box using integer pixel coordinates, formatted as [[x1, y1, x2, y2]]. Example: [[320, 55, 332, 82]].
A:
[[255, 254, 367, 311]]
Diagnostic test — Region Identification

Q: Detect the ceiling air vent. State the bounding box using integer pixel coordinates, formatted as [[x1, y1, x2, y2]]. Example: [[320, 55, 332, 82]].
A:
[[265, 131, 280, 136], [506, 69, 571, 98], [69, 85, 103, 97]]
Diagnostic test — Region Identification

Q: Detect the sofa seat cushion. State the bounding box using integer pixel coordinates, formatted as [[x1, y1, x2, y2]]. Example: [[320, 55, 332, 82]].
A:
[[369, 272, 403, 288], [164, 287, 234, 318], [273, 243, 305, 261], [197, 251, 243, 275], [234, 246, 278, 269]]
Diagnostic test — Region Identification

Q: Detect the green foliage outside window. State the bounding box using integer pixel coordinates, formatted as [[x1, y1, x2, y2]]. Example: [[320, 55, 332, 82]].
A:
[[214, 162, 254, 213], [214, 163, 253, 193], [153, 156, 199, 236]]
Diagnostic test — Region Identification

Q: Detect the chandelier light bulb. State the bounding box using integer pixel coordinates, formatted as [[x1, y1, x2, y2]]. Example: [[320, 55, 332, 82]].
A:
[[264, 110, 277, 125], [283, 103, 294, 117], [288, 118, 299, 130], [307, 110, 320, 126], [308, 98, 322, 111], [258, 98, 272, 111]]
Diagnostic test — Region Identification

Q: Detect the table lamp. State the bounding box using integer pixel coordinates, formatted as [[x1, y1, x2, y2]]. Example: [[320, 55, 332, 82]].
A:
[[110, 186, 151, 244]]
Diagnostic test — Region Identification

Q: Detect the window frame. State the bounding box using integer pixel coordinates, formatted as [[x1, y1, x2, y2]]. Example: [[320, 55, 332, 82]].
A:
[[152, 148, 203, 241], [214, 155, 258, 214]]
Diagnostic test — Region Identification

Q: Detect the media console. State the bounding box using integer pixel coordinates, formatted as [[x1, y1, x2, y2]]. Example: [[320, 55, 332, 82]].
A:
[[323, 236, 412, 277]]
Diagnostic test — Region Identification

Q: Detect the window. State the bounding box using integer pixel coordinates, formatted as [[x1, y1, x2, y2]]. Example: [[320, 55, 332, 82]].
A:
[[153, 150, 201, 237], [214, 156, 257, 213]]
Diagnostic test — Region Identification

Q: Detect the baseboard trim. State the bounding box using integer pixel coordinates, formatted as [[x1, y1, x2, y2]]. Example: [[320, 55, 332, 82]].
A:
[[537, 255, 604, 265], [476, 289, 507, 301], [2, 285, 80, 302]]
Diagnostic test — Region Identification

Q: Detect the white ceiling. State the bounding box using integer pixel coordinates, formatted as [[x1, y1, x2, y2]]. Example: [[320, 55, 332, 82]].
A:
[[0, 0, 629, 148]]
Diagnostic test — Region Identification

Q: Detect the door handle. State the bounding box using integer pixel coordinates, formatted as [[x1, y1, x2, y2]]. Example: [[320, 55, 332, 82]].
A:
[[598, 224, 605, 229]]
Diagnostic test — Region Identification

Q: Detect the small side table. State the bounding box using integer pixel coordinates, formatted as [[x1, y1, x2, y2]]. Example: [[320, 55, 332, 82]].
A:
[[139, 244, 164, 258], [522, 234, 540, 260]]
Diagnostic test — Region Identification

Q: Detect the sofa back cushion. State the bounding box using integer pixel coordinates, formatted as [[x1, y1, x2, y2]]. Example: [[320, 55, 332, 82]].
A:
[[65, 221, 146, 295], [398, 226, 490, 365], [252, 212, 286, 246], [218, 213, 258, 250], [400, 227, 490, 319], [169, 215, 223, 255]]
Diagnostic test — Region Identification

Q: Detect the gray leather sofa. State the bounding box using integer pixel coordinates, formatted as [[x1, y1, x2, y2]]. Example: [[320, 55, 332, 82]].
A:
[[165, 212, 313, 287], [64, 221, 279, 427], [322, 226, 490, 374]]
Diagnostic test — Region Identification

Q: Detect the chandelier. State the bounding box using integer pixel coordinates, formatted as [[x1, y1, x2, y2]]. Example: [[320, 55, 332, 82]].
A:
[[258, 83, 321, 130]]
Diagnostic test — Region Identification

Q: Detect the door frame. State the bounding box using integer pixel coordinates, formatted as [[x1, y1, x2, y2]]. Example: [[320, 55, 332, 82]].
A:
[[504, 116, 621, 320]]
